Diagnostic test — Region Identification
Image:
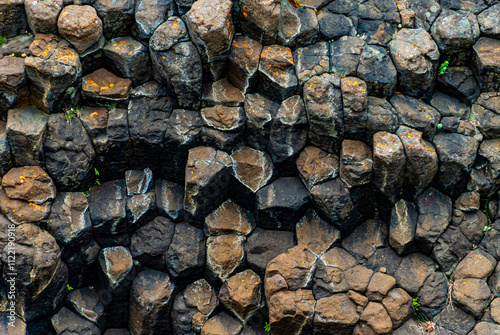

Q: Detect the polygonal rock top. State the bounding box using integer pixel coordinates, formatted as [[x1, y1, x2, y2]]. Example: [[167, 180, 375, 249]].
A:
[[57, 5, 103, 53], [82, 68, 132, 98], [2, 166, 56, 204]]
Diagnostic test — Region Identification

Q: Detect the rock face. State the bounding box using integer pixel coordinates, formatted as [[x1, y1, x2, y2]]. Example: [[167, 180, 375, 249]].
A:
[[58, 5, 103, 53]]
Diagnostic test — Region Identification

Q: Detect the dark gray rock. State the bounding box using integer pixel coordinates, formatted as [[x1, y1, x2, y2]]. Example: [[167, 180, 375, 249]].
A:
[[103, 37, 150, 86], [93, 0, 135, 39], [129, 269, 176, 335], [313, 247, 358, 298], [6, 106, 48, 166], [357, 19, 396, 46], [435, 306, 476, 335], [125, 168, 154, 196], [417, 271, 448, 318], [155, 180, 184, 222], [358, 0, 400, 23], [406, 0, 441, 31], [0, 56, 29, 121], [473, 37, 500, 92], [436, 66, 480, 104], [66, 287, 105, 329], [357, 45, 397, 98], [477, 3, 500, 39], [303, 73, 342, 154], [227, 36, 262, 92], [256, 177, 310, 231], [44, 114, 96, 191], [293, 42, 329, 85], [25, 0, 62, 34], [97, 246, 136, 328], [0, 122, 11, 176], [130, 216, 175, 271], [432, 226, 470, 275], [341, 219, 388, 264], [394, 253, 438, 296], [365, 247, 402, 276], [365, 97, 399, 142], [134, 0, 175, 39], [200, 106, 245, 151], [430, 92, 470, 120], [390, 199, 417, 256], [296, 209, 340, 256], [339, 140, 372, 188], [277, 0, 319, 48], [0, 0, 28, 38], [165, 223, 205, 281], [126, 191, 156, 233], [242, 93, 278, 151], [150, 17, 202, 110], [51, 307, 101, 335], [391, 95, 440, 141], [64, 240, 101, 288], [317, 10, 356, 41], [239, 0, 281, 45], [329, 36, 365, 77], [472, 92, 500, 139]]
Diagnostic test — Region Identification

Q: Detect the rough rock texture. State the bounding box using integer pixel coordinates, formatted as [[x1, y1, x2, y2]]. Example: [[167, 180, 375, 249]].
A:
[[58, 5, 103, 53]]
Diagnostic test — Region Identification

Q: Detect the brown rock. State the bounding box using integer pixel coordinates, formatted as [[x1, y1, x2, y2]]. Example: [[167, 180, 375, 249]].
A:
[[201, 312, 243, 335], [473, 37, 500, 92], [219, 269, 262, 322], [456, 191, 480, 212], [296, 209, 340, 256], [202, 78, 244, 108], [340, 140, 372, 188], [366, 272, 396, 301], [227, 36, 262, 92], [57, 5, 103, 53], [258, 45, 298, 102], [206, 234, 245, 282], [341, 77, 368, 138], [491, 298, 500, 324], [200, 105, 245, 151], [268, 289, 315, 335], [239, 0, 281, 45], [360, 302, 393, 335], [344, 265, 374, 293], [394, 253, 438, 296], [205, 200, 255, 236], [348, 290, 369, 308], [381, 288, 412, 328], [296, 146, 339, 190], [452, 278, 492, 318], [452, 249, 497, 281], [82, 68, 132, 105], [314, 293, 359, 335], [2, 166, 55, 204], [25, 0, 62, 34]]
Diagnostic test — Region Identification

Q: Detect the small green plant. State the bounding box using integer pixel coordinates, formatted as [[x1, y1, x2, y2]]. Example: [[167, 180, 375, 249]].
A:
[[468, 9, 475, 14], [264, 322, 271, 333], [484, 225, 492, 232], [0, 36, 6, 47], [67, 284, 74, 291], [94, 168, 100, 186], [64, 107, 82, 122], [81, 168, 101, 197], [398, 23, 402, 29], [412, 298, 426, 322], [105, 102, 118, 110], [439, 60, 449, 75], [437, 123, 443, 130]]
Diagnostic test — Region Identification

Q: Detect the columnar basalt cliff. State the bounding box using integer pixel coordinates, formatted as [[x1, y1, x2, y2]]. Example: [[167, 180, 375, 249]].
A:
[[1, 0, 500, 334]]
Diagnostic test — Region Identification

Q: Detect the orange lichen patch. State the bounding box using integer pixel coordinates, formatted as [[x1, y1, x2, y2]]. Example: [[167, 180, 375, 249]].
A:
[[53, 48, 78, 65]]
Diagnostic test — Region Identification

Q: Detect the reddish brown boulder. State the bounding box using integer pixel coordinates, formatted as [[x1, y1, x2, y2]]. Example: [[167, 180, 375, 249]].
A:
[[296, 146, 339, 190], [314, 293, 359, 335], [206, 234, 245, 282], [82, 68, 132, 106], [57, 5, 103, 53], [268, 289, 315, 335], [219, 270, 262, 322]]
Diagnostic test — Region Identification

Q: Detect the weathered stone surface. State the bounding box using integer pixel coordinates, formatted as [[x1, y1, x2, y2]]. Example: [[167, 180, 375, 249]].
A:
[[357, 44, 397, 98], [432, 226, 470, 276], [126, 191, 156, 233], [417, 271, 448, 317], [341, 77, 368, 139], [0, 0, 28, 38], [366, 272, 396, 302], [434, 133, 479, 197], [93, 0, 135, 39], [477, 4, 500, 38], [329, 36, 365, 77], [365, 97, 399, 142], [453, 249, 497, 281], [415, 188, 452, 255], [82, 68, 131, 106], [342, 219, 388, 264], [130, 216, 174, 270], [0, 224, 67, 320], [166, 223, 205, 280], [458, 210, 487, 244], [431, 9, 480, 65], [396, 126, 438, 200], [0, 122, 11, 176], [129, 269, 176, 335], [277, 0, 319, 48], [245, 227, 296, 276], [64, 240, 100, 288], [437, 66, 480, 104], [394, 253, 438, 296], [359, 301, 393, 335], [155, 180, 184, 222], [134, 0, 175, 39], [293, 42, 329, 85], [430, 92, 470, 120], [340, 140, 372, 188], [150, 17, 202, 110], [184, 147, 231, 225], [317, 8, 356, 41], [25, 0, 62, 34], [303, 73, 343, 153], [239, 0, 281, 45], [472, 92, 500, 139], [97, 246, 136, 328], [220, 269, 262, 322], [256, 177, 309, 231], [66, 287, 105, 329], [57, 5, 103, 53], [296, 146, 339, 190], [452, 278, 492, 318], [125, 168, 153, 196], [25, 34, 80, 112], [314, 293, 359, 335], [161, 108, 202, 183], [6, 106, 48, 166], [200, 106, 245, 151], [269, 95, 308, 174], [202, 79, 244, 108], [0, 166, 54, 224], [268, 289, 315, 335], [296, 209, 340, 256], [51, 307, 101, 335], [243, 93, 278, 151], [44, 113, 96, 191], [382, 288, 412, 328], [359, 0, 400, 23], [0, 54, 29, 120], [473, 37, 500, 92], [357, 19, 396, 47], [435, 306, 476, 335], [103, 37, 150, 86], [227, 36, 262, 92], [468, 322, 500, 335], [258, 45, 298, 102], [205, 200, 255, 237], [172, 279, 219, 335], [201, 312, 243, 335], [389, 28, 440, 97], [206, 234, 245, 283], [391, 95, 440, 141], [365, 247, 402, 276]]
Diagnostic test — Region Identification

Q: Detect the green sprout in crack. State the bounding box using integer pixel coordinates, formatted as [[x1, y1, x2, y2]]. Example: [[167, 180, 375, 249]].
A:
[[64, 107, 82, 122], [484, 226, 492, 232], [437, 123, 443, 130], [0, 36, 6, 48], [67, 284, 74, 291], [439, 60, 449, 75], [264, 322, 271, 333]]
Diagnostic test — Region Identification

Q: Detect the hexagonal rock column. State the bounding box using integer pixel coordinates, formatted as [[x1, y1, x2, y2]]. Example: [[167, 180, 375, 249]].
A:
[[227, 36, 262, 92], [258, 45, 298, 102], [339, 140, 373, 188], [51, 307, 101, 335], [44, 113, 96, 191], [24, 34, 82, 113], [0, 56, 29, 120], [129, 269, 176, 335], [200, 105, 245, 151], [0, 122, 12, 176], [0, 224, 68, 321], [150, 17, 203, 110], [57, 5, 103, 54], [267, 289, 315, 335], [6, 106, 48, 166], [473, 37, 500, 92], [93, 0, 135, 39], [171, 279, 219, 335], [357, 44, 397, 98], [472, 92, 500, 140], [430, 9, 480, 65], [184, 146, 231, 226], [104, 37, 150, 86], [256, 177, 310, 231], [220, 270, 262, 323], [24, 0, 62, 34], [389, 28, 440, 97], [477, 4, 500, 39], [296, 209, 340, 257], [0, 166, 55, 225], [183, 0, 234, 81], [296, 146, 339, 190], [201, 78, 245, 108], [303, 73, 343, 154], [0, 0, 28, 38], [97, 246, 136, 328], [396, 126, 438, 200], [277, 0, 319, 48], [134, 0, 176, 40], [242, 93, 279, 151], [79, 106, 132, 182], [155, 180, 184, 222], [82, 68, 132, 107], [239, 0, 281, 45], [341, 77, 368, 140], [201, 312, 243, 335], [314, 293, 359, 335], [389, 199, 418, 256], [66, 287, 106, 329], [293, 42, 329, 86], [206, 234, 246, 284], [229, 146, 276, 209], [205, 200, 255, 237]]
